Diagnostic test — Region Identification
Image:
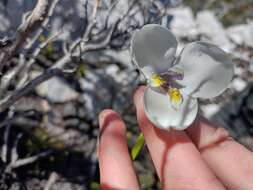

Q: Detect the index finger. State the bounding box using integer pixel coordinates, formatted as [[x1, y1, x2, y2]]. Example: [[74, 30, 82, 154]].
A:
[[98, 110, 139, 190]]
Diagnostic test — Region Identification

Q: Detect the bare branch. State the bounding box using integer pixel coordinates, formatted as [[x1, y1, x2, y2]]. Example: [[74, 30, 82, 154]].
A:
[[1, 124, 10, 163], [44, 172, 58, 190], [52, 38, 82, 68], [0, 0, 59, 99], [30, 30, 61, 66], [11, 150, 52, 169], [1, 0, 58, 62], [0, 0, 156, 113], [1, 107, 15, 163], [81, 25, 115, 52], [104, 0, 120, 29], [82, 0, 100, 40], [10, 133, 23, 165], [1, 31, 60, 96], [25, 0, 60, 50], [0, 68, 69, 113], [0, 54, 26, 91], [52, 25, 115, 69]]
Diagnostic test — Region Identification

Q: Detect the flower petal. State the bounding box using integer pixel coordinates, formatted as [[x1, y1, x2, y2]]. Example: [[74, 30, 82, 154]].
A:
[[177, 41, 234, 98], [131, 24, 178, 78], [143, 87, 198, 130]]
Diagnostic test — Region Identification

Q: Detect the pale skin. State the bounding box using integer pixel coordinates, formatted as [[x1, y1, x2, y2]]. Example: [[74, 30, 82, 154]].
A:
[[98, 86, 253, 190]]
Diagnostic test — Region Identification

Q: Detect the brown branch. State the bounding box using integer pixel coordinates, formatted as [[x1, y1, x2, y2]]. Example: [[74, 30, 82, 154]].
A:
[[44, 172, 58, 190], [14, 30, 61, 89], [0, 68, 67, 113], [25, 0, 60, 50], [1, 0, 58, 62], [11, 150, 52, 169], [82, 0, 100, 40]]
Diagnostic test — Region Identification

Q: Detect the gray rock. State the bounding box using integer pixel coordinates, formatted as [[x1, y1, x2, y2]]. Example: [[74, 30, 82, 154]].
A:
[[104, 50, 131, 67], [227, 21, 253, 48], [36, 76, 79, 103], [79, 70, 114, 120], [201, 104, 220, 119], [196, 10, 234, 51], [168, 6, 198, 39], [232, 78, 247, 92], [0, 14, 10, 32], [212, 83, 253, 143]]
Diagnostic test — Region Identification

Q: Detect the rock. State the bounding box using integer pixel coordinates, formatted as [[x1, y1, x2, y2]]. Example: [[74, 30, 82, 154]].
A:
[[168, 7, 235, 52], [234, 66, 244, 75], [201, 104, 220, 118], [36, 76, 79, 103], [0, 14, 10, 33], [0, 0, 35, 36], [61, 103, 78, 117], [232, 78, 247, 92], [104, 50, 131, 67], [105, 64, 120, 77], [226, 21, 253, 48], [105, 64, 130, 83], [168, 6, 198, 39], [79, 71, 113, 120], [212, 83, 253, 143], [196, 10, 234, 51]]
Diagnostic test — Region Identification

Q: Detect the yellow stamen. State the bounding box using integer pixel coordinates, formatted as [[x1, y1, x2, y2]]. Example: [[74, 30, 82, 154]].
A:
[[150, 74, 165, 87], [168, 88, 183, 107]]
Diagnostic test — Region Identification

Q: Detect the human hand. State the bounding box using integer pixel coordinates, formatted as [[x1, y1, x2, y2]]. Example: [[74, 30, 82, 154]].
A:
[[98, 86, 253, 190]]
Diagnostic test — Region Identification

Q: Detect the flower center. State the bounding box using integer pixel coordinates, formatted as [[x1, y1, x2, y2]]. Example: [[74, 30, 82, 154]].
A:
[[168, 87, 183, 108], [150, 72, 183, 109], [150, 74, 166, 87]]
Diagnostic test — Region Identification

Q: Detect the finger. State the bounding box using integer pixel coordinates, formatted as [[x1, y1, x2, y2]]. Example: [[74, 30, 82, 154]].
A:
[[98, 109, 139, 190], [134, 86, 225, 190], [186, 116, 253, 190]]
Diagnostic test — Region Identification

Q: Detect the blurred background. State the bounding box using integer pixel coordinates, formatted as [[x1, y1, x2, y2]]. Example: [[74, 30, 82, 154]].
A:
[[0, 0, 252, 189]]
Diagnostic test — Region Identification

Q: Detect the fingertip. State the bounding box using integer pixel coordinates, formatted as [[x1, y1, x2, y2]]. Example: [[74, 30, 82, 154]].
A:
[[99, 109, 116, 121], [98, 109, 121, 129]]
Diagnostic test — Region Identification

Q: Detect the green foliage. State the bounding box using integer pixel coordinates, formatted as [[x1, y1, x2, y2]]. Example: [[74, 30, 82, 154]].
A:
[[90, 181, 100, 190], [39, 34, 54, 56], [131, 132, 145, 160], [22, 125, 66, 152], [75, 63, 86, 77], [139, 173, 155, 190], [220, 3, 253, 27]]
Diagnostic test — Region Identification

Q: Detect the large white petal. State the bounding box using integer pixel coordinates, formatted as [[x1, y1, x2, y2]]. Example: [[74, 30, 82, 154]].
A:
[[177, 41, 234, 98], [131, 24, 178, 78], [143, 87, 198, 130]]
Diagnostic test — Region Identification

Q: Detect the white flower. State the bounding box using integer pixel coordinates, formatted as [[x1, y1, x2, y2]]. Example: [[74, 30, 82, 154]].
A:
[[131, 24, 234, 130]]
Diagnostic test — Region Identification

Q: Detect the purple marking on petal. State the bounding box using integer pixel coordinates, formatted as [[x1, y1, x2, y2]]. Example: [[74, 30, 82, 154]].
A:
[[171, 73, 184, 80], [161, 72, 184, 81], [160, 72, 185, 89]]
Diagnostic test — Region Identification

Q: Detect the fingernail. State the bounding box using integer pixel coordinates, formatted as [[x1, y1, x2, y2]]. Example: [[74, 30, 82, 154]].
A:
[[98, 109, 112, 129]]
